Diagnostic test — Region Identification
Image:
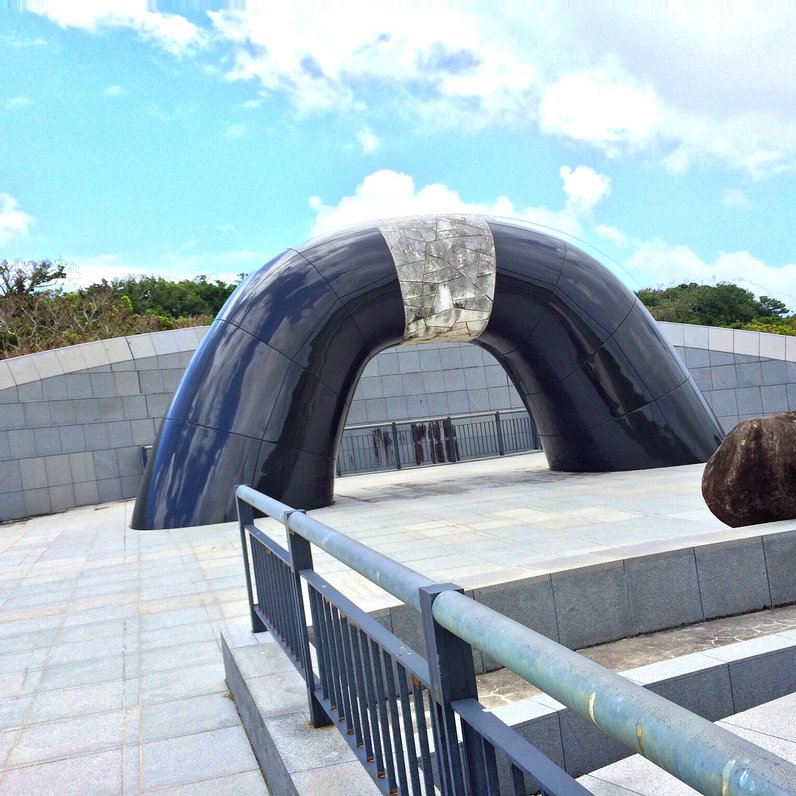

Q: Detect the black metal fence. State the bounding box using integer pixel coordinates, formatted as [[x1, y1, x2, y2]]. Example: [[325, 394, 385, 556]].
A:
[[237, 489, 591, 795], [337, 410, 540, 476]]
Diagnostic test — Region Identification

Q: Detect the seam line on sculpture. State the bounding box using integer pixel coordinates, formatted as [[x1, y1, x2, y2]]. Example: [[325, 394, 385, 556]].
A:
[[219, 313, 347, 401], [290, 247, 382, 359]]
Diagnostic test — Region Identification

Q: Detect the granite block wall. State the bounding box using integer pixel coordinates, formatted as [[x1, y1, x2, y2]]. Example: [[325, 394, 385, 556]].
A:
[[345, 342, 524, 425], [0, 328, 206, 522], [1, 322, 795, 522], [660, 321, 796, 432]]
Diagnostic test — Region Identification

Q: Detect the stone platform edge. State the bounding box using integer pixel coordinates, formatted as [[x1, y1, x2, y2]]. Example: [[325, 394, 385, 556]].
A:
[[223, 598, 796, 790], [221, 632, 380, 795], [378, 523, 796, 674]]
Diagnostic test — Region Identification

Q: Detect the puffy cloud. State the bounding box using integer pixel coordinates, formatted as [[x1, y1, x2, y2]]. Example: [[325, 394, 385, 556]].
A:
[[208, 5, 541, 121], [625, 239, 796, 305], [68, 249, 261, 287], [560, 165, 611, 213], [26, 1, 206, 55], [5, 96, 32, 109], [722, 189, 747, 207], [541, 70, 659, 157], [23, 2, 796, 178], [204, 3, 796, 178], [104, 85, 123, 97], [308, 170, 795, 305], [0, 193, 34, 245], [307, 167, 610, 238], [356, 128, 380, 155], [594, 224, 628, 247], [226, 123, 246, 140]]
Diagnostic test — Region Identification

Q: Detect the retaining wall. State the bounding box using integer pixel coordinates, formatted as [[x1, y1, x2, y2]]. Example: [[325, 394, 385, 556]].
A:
[[1, 322, 795, 522]]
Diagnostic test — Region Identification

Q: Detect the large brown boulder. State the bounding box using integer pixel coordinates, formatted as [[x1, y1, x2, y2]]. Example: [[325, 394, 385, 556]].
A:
[[702, 411, 796, 527]]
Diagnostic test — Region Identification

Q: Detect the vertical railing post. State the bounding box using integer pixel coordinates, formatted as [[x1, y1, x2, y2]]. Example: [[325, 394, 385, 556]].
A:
[[390, 421, 402, 470], [286, 513, 333, 729], [444, 417, 458, 463], [495, 410, 505, 456], [419, 583, 486, 796], [236, 491, 267, 634]]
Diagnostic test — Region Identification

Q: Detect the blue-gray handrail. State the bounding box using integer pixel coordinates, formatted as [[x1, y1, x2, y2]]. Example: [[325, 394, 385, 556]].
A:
[[236, 484, 796, 796]]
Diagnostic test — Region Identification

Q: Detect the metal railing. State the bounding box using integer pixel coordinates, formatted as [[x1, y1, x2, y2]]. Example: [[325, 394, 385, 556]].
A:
[[236, 485, 796, 796], [337, 409, 540, 476]]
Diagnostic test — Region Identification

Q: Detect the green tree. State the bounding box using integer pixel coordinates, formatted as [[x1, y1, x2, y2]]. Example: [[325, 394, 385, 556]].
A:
[[636, 282, 795, 336], [0, 258, 67, 297], [757, 295, 790, 318]]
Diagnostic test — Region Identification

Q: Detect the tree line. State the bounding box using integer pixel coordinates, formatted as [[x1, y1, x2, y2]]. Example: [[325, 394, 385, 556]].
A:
[[0, 259, 239, 358], [636, 282, 795, 336], [0, 258, 793, 359]]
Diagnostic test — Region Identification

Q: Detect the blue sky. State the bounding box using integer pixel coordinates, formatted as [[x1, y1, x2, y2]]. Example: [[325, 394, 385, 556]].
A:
[[1, 2, 795, 305]]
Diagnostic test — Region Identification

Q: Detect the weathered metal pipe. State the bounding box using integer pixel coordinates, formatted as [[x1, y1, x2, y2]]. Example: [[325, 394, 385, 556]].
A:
[[237, 484, 434, 610], [432, 590, 796, 796], [236, 485, 293, 526]]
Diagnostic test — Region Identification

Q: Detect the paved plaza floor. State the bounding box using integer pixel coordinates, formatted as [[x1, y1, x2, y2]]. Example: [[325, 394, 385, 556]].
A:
[[0, 451, 793, 793]]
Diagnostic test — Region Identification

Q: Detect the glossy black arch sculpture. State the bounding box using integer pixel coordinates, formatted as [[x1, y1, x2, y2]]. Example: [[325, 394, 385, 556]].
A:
[[132, 216, 723, 530]]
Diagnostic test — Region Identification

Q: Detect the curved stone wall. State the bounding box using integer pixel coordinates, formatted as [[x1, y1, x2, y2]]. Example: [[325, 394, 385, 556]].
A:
[[0, 321, 794, 524]]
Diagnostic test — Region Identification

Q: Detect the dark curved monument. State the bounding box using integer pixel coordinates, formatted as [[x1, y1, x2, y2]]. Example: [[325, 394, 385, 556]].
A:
[[132, 215, 723, 529]]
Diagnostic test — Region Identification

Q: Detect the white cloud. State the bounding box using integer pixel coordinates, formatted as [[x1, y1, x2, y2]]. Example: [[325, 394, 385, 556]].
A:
[[0, 193, 34, 245], [226, 123, 246, 140], [22, 2, 796, 178], [27, 1, 206, 55], [204, 3, 796, 179], [540, 69, 659, 157], [722, 189, 747, 207], [356, 128, 380, 155], [104, 84, 123, 97], [67, 249, 262, 287], [3, 35, 48, 48], [625, 239, 796, 305], [307, 167, 610, 239], [5, 96, 32, 109], [308, 169, 795, 306], [594, 224, 628, 247], [208, 5, 541, 121], [560, 165, 611, 213]]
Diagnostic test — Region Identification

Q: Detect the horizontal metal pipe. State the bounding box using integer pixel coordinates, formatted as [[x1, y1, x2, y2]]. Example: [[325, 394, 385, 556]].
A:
[[236, 485, 294, 526], [432, 589, 796, 796], [285, 509, 434, 611], [237, 484, 432, 608]]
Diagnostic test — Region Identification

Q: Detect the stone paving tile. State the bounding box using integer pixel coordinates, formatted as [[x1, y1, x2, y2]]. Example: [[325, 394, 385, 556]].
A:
[[140, 620, 217, 652], [139, 640, 220, 675], [27, 680, 126, 725], [150, 768, 269, 795], [0, 454, 793, 793], [0, 697, 30, 733], [140, 691, 240, 743], [8, 708, 139, 767], [36, 653, 127, 693], [140, 725, 259, 790], [140, 661, 227, 705], [0, 748, 124, 795]]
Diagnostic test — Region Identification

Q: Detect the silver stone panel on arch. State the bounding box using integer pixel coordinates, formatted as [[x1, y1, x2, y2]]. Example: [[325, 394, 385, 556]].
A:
[[379, 215, 497, 344]]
